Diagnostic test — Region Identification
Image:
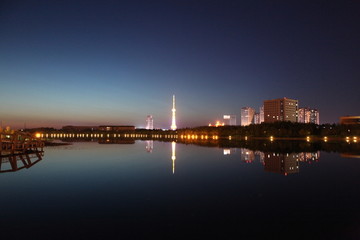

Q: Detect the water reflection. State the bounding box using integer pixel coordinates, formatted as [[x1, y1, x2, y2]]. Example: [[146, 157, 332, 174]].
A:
[[98, 138, 135, 144], [56, 136, 360, 156], [223, 148, 236, 155], [2, 138, 359, 239], [165, 141, 319, 175], [0, 151, 43, 173], [224, 148, 320, 175], [48, 137, 359, 176], [298, 152, 320, 163], [145, 140, 153, 153], [172, 141, 176, 174], [264, 152, 299, 175], [256, 151, 265, 164], [340, 153, 360, 159], [241, 148, 255, 163]]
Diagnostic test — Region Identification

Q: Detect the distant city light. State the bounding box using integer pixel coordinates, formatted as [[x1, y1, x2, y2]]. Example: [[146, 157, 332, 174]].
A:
[[208, 121, 225, 127]]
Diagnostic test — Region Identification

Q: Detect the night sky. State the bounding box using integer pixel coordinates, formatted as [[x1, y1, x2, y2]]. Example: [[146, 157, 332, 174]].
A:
[[1, 0, 359, 129]]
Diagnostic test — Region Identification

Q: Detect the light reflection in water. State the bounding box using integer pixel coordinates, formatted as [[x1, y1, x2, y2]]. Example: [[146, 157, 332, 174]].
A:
[[222, 147, 321, 176], [142, 141, 326, 176], [145, 140, 153, 153], [172, 141, 176, 174], [0, 140, 359, 239], [264, 152, 300, 175], [241, 148, 255, 163], [340, 153, 360, 159], [145, 140, 176, 174], [223, 148, 236, 155], [10, 137, 355, 177]]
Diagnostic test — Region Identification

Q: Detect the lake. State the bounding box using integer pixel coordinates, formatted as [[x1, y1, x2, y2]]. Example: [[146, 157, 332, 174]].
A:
[[0, 140, 360, 239]]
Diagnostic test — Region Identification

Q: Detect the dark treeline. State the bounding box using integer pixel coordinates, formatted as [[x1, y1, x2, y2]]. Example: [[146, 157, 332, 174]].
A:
[[178, 122, 360, 138], [25, 122, 360, 139]]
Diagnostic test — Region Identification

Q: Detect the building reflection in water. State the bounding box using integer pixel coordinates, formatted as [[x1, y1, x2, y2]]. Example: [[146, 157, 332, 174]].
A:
[[0, 152, 43, 173], [264, 153, 300, 176], [172, 141, 176, 174], [241, 149, 255, 163], [255, 151, 265, 164], [298, 152, 321, 163], [144, 140, 177, 174], [224, 148, 321, 176], [223, 148, 236, 155], [145, 140, 153, 153]]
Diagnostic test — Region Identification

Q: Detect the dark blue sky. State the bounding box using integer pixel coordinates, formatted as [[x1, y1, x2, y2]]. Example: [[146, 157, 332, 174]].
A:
[[1, 0, 359, 128]]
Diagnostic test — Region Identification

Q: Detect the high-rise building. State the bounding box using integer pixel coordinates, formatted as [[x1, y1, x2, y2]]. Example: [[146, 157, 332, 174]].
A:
[[259, 106, 264, 123], [171, 95, 177, 130], [223, 115, 237, 125], [310, 109, 320, 124], [263, 97, 298, 123], [241, 107, 255, 126], [146, 115, 154, 130], [298, 108, 319, 124], [298, 108, 309, 123], [254, 113, 260, 124]]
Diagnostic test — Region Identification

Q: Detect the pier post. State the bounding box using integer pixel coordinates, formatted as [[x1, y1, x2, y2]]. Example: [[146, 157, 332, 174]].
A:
[[8, 155, 17, 171], [11, 135, 15, 155]]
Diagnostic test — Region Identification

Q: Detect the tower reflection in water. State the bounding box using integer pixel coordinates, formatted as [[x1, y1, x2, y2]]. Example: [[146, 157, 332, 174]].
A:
[[145, 140, 153, 153], [172, 141, 176, 174], [144, 140, 176, 174], [145, 141, 321, 175]]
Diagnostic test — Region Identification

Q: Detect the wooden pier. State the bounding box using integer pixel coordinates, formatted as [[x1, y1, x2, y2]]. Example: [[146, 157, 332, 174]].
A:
[[0, 130, 44, 157], [0, 151, 43, 173]]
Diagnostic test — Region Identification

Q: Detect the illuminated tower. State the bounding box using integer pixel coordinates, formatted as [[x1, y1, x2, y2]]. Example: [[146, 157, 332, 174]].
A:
[[241, 107, 255, 126], [171, 141, 176, 174], [171, 95, 177, 130], [260, 106, 264, 123], [146, 115, 153, 130]]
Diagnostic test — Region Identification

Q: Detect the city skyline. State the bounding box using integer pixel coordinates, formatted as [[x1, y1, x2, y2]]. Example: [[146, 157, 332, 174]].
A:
[[1, 1, 359, 128]]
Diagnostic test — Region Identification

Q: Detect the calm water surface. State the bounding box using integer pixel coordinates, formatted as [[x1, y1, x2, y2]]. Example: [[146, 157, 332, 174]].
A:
[[1, 141, 360, 239]]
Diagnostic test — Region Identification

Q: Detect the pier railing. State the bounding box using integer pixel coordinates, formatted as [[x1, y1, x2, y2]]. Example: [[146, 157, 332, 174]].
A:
[[0, 131, 44, 156]]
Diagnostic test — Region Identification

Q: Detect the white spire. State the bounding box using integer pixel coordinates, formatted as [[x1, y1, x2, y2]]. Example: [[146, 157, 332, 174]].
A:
[[171, 95, 177, 130], [172, 95, 175, 109]]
